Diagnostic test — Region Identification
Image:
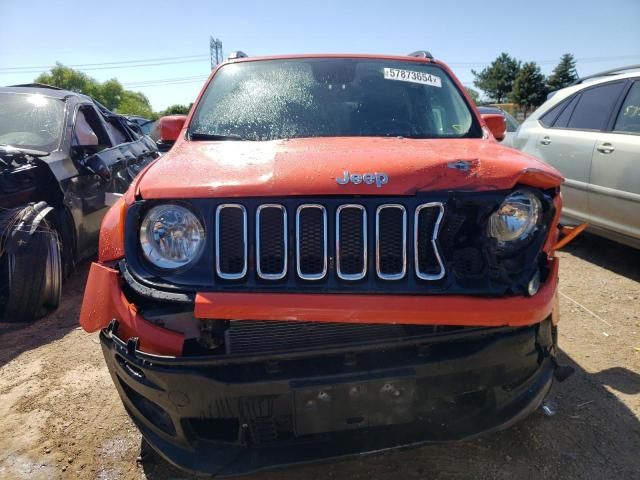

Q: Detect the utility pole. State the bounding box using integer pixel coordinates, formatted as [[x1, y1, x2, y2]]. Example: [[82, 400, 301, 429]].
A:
[[210, 36, 223, 70]]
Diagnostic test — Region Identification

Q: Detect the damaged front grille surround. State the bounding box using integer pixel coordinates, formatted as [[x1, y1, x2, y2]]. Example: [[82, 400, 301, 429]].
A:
[[124, 191, 555, 296]]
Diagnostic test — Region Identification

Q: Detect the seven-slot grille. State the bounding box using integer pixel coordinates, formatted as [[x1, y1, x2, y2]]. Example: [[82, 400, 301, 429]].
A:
[[215, 202, 445, 282]]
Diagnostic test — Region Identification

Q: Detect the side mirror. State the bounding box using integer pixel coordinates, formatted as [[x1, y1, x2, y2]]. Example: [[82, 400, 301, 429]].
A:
[[159, 115, 187, 143], [481, 113, 506, 142]]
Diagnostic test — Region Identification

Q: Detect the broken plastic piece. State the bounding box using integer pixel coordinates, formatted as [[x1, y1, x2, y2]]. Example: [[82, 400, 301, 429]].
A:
[[553, 223, 588, 250], [541, 401, 556, 417]]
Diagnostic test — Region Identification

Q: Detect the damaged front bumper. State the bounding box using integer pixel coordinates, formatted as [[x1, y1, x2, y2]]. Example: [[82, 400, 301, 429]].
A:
[[100, 318, 556, 477]]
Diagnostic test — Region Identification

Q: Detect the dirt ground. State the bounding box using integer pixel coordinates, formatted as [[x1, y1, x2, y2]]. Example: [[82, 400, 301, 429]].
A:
[[0, 232, 638, 480]]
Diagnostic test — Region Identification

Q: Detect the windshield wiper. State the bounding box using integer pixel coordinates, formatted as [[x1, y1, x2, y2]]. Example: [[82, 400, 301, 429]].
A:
[[188, 132, 247, 141], [0, 144, 48, 157]]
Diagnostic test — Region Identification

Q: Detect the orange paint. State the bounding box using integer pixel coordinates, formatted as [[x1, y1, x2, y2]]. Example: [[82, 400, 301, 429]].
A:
[[98, 197, 127, 262], [543, 193, 563, 255], [137, 137, 562, 200], [131, 54, 561, 201], [159, 115, 187, 142], [81, 258, 558, 356], [554, 223, 588, 250], [480, 113, 506, 141], [195, 258, 558, 327], [79, 263, 184, 355], [80, 53, 565, 357]]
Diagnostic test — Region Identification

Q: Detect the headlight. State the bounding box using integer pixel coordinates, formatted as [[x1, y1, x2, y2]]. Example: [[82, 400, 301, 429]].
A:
[[140, 204, 205, 269], [488, 190, 541, 243]]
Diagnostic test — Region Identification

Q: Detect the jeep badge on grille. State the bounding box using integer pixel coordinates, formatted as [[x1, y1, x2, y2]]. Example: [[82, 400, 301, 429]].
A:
[[336, 170, 388, 187]]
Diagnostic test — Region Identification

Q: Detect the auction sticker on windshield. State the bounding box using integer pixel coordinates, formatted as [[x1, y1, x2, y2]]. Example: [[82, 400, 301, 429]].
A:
[[383, 68, 442, 87]]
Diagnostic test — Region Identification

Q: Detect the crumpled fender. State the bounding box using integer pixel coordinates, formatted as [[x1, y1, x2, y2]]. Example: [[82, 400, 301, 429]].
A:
[[79, 262, 184, 356], [1, 201, 53, 256]]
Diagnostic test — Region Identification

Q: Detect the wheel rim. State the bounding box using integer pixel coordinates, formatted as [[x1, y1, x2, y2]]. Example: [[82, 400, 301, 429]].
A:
[[42, 232, 62, 308]]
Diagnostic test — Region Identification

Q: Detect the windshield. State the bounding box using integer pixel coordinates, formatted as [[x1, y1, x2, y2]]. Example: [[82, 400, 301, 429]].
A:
[[190, 58, 480, 141], [0, 92, 65, 152]]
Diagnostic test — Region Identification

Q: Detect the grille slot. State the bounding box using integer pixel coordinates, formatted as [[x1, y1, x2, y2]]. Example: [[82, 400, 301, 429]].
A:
[[296, 204, 327, 280], [225, 320, 464, 355], [226, 320, 405, 354], [414, 203, 445, 280], [336, 205, 367, 280], [256, 204, 287, 280], [216, 204, 247, 279], [376, 204, 407, 280]]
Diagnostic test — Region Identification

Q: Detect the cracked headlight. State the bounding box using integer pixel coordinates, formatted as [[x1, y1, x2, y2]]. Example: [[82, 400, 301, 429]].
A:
[[140, 204, 205, 270], [488, 190, 541, 243]]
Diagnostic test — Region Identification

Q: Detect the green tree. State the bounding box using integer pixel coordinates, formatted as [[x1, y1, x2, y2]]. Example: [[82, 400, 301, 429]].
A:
[[472, 53, 521, 103], [464, 87, 480, 104], [117, 91, 155, 118], [94, 79, 124, 110], [35, 63, 94, 95], [160, 104, 191, 116], [34, 64, 154, 117], [510, 62, 548, 113], [546, 53, 578, 91]]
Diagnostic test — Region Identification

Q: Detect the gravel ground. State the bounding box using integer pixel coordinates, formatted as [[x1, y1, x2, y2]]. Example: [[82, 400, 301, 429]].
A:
[[0, 232, 638, 479]]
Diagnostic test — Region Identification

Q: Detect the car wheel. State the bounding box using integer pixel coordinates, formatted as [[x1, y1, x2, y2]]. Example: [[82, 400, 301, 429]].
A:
[[3, 224, 62, 322], [42, 229, 63, 309]]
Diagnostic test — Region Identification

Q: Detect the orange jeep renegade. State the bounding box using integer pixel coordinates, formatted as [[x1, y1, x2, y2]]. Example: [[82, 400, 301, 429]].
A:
[[80, 51, 570, 476]]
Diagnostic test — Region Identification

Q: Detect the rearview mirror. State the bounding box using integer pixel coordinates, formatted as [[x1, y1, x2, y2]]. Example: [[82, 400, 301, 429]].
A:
[[480, 113, 506, 142], [159, 115, 187, 143]]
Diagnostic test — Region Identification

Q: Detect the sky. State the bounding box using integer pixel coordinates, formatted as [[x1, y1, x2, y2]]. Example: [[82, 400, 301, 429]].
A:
[[1, 0, 639, 112]]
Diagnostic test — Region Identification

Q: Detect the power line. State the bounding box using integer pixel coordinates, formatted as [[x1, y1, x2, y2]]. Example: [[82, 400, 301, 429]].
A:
[[122, 74, 209, 86], [123, 76, 210, 88], [3, 53, 638, 75], [0, 58, 210, 75], [127, 79, 209, 88], [0, 54, 209, 72]]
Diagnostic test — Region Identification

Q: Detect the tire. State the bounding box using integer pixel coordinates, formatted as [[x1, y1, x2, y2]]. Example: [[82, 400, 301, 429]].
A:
[[3, 223, 62, 322]]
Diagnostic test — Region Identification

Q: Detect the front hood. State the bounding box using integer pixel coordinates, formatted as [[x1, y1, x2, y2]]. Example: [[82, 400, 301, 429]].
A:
[[137, 137, 562, 199]]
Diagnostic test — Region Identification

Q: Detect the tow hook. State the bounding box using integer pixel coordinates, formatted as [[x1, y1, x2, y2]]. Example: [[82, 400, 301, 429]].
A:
[[553, 223, 588, 250]]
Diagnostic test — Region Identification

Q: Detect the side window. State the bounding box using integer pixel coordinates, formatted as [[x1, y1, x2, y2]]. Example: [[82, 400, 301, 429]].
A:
[[73, 106, 111, 150], [565, 81, 626, 131], [539, 100, 566, 127], [553, 94, 580, 128], [613, 81, 640, 134]]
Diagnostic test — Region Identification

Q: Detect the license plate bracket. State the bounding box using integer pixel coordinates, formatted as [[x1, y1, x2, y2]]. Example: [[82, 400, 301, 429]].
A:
[[293, 374, 416, 436]]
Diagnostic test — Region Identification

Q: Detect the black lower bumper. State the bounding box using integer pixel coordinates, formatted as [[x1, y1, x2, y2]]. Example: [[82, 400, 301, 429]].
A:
[[100, 320, 555, 477]]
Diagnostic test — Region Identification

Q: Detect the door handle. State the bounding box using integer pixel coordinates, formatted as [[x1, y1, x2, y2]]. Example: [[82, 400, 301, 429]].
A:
[[596, 143, 615, 154], [540, 136, 551, 145]]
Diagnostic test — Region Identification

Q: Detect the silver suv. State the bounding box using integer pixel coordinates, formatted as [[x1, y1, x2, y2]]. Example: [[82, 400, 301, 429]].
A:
[[513, 66, 640, 249]]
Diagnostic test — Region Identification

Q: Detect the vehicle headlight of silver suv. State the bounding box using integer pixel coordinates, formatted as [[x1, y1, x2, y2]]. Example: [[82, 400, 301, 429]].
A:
[[488, 190, 542, 245], [140, 204, 205, 270]]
